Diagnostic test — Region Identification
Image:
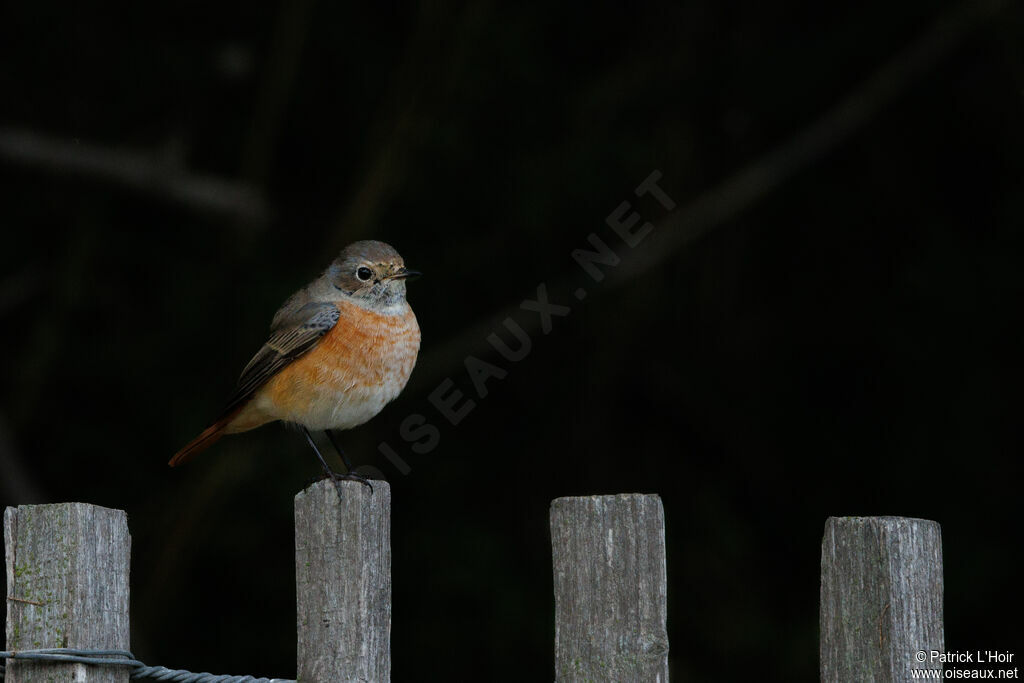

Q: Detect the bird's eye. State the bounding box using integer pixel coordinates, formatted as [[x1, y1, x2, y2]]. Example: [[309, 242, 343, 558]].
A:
[[356, 266, 373, 281]]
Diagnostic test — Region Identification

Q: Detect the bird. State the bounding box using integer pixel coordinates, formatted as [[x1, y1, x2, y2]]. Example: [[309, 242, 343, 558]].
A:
[[169, 240, 421, 497]]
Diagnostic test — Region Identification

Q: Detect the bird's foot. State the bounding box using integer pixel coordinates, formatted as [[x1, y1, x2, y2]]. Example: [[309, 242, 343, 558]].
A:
[[319, 468, 374, 498], [303, 427, 373, 501]]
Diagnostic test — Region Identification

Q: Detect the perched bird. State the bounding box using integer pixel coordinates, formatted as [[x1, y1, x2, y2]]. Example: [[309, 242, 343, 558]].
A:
[[169, 240, 420, 495]]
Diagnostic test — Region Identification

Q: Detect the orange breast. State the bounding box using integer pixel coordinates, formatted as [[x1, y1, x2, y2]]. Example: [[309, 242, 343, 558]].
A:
[[229, 299, 420, 432]]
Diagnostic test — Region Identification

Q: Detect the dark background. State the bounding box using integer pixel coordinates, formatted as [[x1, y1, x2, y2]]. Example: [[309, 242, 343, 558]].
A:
[[2, 1, 1022, 680]]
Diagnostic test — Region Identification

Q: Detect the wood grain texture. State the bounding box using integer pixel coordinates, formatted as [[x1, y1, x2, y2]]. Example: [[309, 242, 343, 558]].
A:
[[820, 516, 944, 682], [550, 494, 669, 683], [295, 479, 391, 683], [4, 503, 131, 683]]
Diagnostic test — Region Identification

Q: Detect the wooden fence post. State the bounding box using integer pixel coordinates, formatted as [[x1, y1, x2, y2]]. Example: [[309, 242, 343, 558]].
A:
[[294, 479, 391, 683], [820, 516, 944, 682], [3, 503, 131, 683], [550, 494, 669, 682]]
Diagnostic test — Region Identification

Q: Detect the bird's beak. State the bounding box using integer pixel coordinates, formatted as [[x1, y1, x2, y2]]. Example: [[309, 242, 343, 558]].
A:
[[387, 267, 421, 280]]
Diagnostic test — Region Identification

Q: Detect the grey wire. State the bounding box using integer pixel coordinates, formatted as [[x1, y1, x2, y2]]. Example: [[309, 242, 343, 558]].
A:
[[0, 648, 295, 683], [129, 667, 292, 682]]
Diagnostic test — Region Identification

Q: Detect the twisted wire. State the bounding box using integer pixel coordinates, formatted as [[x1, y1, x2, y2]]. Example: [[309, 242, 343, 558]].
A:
[[0, 648, 294, 683]]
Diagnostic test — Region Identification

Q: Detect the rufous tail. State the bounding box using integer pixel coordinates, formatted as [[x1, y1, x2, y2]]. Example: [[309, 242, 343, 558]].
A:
[[168, 406, 244, 467]]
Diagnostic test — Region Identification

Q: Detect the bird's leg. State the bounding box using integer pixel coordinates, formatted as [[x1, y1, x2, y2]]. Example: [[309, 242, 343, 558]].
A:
[[325, 429, 357, 472], [302, 427, 346, 502], [325, 430, 373, 494]]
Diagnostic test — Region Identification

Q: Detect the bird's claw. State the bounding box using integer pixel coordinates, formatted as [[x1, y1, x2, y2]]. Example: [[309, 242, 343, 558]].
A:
[[319, 468, 373, 501], [325, 469, 373, 494]]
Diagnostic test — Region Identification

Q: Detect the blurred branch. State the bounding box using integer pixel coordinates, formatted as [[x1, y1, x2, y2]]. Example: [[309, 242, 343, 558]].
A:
[[239, 0, 317, 188], [612, 0, 1009, 286], [9, 229, 94, 425], [0, 127, 270, 225], [0, 413, 44, 504], [0, 265, 41, 316], [408, 0, 1007, 394], [326, 3, 490, 252]]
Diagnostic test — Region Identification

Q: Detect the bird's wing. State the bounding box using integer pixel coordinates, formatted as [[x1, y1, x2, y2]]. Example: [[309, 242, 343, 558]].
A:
[[168, 300, 341, 467], [223, 301, 341, 413]]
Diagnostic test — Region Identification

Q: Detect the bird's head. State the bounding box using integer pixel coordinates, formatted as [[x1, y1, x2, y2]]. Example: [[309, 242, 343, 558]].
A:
[[326, 240, 419, 313]]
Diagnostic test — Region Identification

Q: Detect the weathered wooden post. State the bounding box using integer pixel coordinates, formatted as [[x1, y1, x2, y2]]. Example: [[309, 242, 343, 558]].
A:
[[294, 479, 391, 683], [550, 493, 669, 682], [820, 516, 944, 682], [4, 503, 131, 683]]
